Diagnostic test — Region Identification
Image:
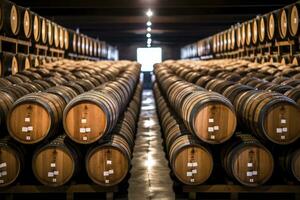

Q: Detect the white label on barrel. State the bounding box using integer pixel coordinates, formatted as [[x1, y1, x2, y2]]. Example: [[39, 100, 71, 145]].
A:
[[281, 119, 286, 124], [210, 135, 215, 139], [26, 136, 31, 140], [107, 160, 112, 165], [252, 171, 258, 176], [281, 135, 286, 140], [187, 163, 193, 167], [208, 127, 214, 132], [247, 163, 253, 167], [22, 127, 28, 132], [192, 162, 198, 167], [250, 179, 254, 182], [276, 128, 282, 133], [103, 171, 109, 176], [282, 128, 288, 132], [0, 180, 4, 184], [85, 128, 91, 133], [27, 126, 33, 131], [190, 179, 195, 183], [81, 119, 87, 124], [0, 163, 6, 168], [53, 178, 57, 182], [25, 118, 30, 122], [109, 169, 114, 174], [54, 171, 59, 175], [105, 180, 110, 184], [48, 172, 54, 177], [80, 128, 86, 133], [209, 118, 214, 123], [1, 171, 7, 176], [187, 172, 193, 177], [192, 169, 197, 174], [51, 163, 56, 168], [247, 172, 253, 177], [82, 136, 88, 141], [214, 126, 219, 131]]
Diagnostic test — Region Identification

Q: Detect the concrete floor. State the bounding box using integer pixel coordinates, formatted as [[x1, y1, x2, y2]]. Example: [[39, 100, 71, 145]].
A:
[[128, 90, 175, 200]]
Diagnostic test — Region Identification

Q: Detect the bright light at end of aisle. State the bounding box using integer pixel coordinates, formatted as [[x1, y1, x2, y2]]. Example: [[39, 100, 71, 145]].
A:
[[147, 27, 152, 32], [146, 33, 151, 38], [147, 21, 152, 26], [146, 9, 153, 17]]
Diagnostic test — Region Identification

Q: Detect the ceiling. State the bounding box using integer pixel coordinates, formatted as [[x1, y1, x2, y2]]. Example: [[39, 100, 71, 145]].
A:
[[13, 0, 296, 46]]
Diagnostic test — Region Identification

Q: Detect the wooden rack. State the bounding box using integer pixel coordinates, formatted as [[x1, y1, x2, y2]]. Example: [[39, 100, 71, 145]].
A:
[[35, 44, 48, 57], [0, 35, 31, 54], [0, 184, 118, 200], [183, 184, 300, 200], [68, 53, 100, 61]]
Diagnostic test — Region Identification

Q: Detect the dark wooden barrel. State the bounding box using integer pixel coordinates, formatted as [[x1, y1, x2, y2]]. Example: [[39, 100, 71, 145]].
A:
[[288, 3, 300, 38], [2, 1, 21, 36], [258, 15, 267, 43], [32, 12, 41, 42], [0, 136, 25, 187], [1, 52, 18, 76], [81, 34, 86, 55], [222, 133, 274, 187], [7, 92, 66, 144], [19, 6, 32, 39], [278, 146, 300, 182], [16, 53, 31, 72], [285, 88, 300, 105], [32, 135, 80, 187], [278, 8, 288, 40], [47, 20, 53, 46]]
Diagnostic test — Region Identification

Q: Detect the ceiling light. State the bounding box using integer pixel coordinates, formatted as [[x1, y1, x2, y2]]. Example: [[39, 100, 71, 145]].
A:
[[147, 27, 152, 32], [147, 39, 152, 44], [146, 33, 151, 38], [147, 21, 152, 26], [146, 9, 153, 17], [147, 44, 151, 47]]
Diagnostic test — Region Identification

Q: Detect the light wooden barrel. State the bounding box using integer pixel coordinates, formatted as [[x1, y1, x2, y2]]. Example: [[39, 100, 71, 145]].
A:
[[1, 52, 18, 76], [53, 23, 59, 48], [2, 1, 21, 36], [0, 136, 24, 187], [32, 12, 41, 42], [7, 92, 66, 144], [16, 53, 31, 72], [222, 133, 274, 187], [19, 6, 32, 39], [32, 135, 79, 187], [288, 3, 300, 38], [47, 20, 53, 46], [40, 17, 47, 44], [278, 8, 288, 39]]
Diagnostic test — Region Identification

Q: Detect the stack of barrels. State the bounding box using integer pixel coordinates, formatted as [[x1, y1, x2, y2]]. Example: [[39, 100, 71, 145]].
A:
[[153, 60, 300, 186], [0, 0, 118, 79], [181, 2, 300, 64], [0, 59, 141, 187]]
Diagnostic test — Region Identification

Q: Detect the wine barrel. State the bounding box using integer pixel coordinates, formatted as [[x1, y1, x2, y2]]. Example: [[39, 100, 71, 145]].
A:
[[69, 30, 76, 53], [16, 53, 31, 72], [252, 18, 258, 45], [63, 28, 69, 50], [59, 26, 64, 49], [89, 38, 93, 56], [231, 26, 236, 50], [81, 34, 85, 55], [235, 90, 300, 145], [1, 52, 18, 76], [53, 23, 59, 48], [246, 21, 252, 46], [93, 40, 98, 57], [236, 24, 242, 48], [86, 135, 131, 186], [2, 1, 21, 36], [97, 41, 101, 57], [19, 6, 32, 39], [47, 20, 53, 46], [278, 8, 288, 40], [77, 33, 81, 54], [222, 133, 274, 187], [288, 3, 300, 38], [40, 17, 47, 44], [32, 12, 41, 42], [85, 36, 89, 55], [32, 135, 80, 187], [0, 136, 25, 187], [241, 23, 246, 47], [267, 12, 277, 41], [278, 146, 300, 182], [258, 15, 267, 43], [7, 92, 66, 144], [29, 54, 39, 68], [285, 88, 300, 105], [169, 135, 213, 185], [0, 91, 14, 129]]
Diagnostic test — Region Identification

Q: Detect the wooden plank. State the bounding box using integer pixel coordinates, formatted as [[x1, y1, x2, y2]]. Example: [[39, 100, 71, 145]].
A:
[[183, 185, 300, 193], [35, 44, 48, 51], [0, 35, 31, 47]]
